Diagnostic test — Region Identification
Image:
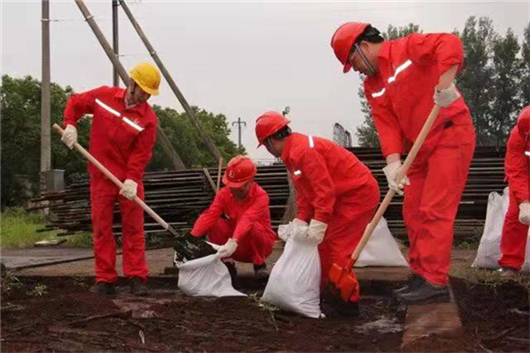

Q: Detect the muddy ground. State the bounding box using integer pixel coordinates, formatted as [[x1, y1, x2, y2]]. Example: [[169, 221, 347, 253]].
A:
[[1, 276, 528, 352]]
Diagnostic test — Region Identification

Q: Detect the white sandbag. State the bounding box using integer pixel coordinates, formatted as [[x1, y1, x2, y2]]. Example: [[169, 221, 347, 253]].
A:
[[262, 221, 323, 318], [472, 187, 530, 272], [355, 218, 409, 267], [177, 253, 246, 297]]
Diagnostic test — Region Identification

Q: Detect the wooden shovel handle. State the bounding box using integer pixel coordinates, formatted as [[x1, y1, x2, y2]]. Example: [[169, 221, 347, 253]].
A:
[[348, 104, 442, 265], [53, 123, 171, 232]]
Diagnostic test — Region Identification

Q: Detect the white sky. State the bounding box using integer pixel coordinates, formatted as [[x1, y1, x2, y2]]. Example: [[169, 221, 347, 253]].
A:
[[1, 0, 529, 163]]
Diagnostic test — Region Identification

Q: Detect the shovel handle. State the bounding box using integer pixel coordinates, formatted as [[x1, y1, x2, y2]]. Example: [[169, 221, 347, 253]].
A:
[[347, 104, 442, 266], [53, 123, 173, 233]]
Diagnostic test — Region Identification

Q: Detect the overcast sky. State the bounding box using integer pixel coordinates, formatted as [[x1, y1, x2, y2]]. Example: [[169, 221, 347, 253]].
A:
[[1, 0, 529, 163]]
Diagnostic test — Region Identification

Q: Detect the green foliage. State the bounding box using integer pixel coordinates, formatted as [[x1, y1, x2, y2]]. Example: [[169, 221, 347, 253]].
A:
[[1, 75, 243, 207], [0, 207, 56, 248], [455, 16, 497, 145], [520, 24, 530, 106], [149, 105, 243, 170], [0, 207, 92, 248]]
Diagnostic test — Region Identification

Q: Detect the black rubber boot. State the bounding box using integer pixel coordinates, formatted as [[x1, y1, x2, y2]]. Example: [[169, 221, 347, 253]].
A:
[[253, 263, 269, 280], [129, 277, 148, 297], [398, 280, 450, 305], [90, 282, 116, 296], [224, 262, 240, 289], [393, 274, 424, 297]]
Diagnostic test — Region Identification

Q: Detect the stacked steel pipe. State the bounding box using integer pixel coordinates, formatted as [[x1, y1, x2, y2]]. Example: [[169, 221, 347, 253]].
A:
[[31, 146, 507, 242]]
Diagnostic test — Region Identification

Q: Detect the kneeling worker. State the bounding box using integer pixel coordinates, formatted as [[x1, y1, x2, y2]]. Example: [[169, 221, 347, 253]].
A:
[[190, 155, 277, 281]]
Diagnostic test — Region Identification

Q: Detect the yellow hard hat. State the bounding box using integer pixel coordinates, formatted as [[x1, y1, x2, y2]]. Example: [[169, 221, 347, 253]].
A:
[[129, 62, 161, 96]]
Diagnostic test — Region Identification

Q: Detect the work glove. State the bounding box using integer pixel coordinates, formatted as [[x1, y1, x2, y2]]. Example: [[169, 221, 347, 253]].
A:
[[518, 202, 530, 225], [218, 238, 238, 259], [433, 83, 460, 108], [61, 124, 78, 150], [119, 179, 138, 200], [307, 219, 328, 244], [382, 160, 410, 196]]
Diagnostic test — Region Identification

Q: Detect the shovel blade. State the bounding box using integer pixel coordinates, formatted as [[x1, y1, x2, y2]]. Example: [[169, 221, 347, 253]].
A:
[[328, 263, 361, 302]]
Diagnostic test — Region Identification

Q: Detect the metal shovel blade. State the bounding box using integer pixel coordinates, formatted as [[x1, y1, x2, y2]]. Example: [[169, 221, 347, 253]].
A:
[[328, 262, 361, 302]]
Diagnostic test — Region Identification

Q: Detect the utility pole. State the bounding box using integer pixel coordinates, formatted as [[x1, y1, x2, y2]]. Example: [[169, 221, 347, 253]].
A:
[[40, 0, 51, 192], [232, 117, 247, 150], [112, 0, 119, 87]]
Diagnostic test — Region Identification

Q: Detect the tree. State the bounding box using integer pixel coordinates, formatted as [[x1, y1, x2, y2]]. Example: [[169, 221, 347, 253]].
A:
[[456, 16, 496, 145], [355, 24, 421, 147], [521, 23, 530, 107], [489, 28, 522, 145]]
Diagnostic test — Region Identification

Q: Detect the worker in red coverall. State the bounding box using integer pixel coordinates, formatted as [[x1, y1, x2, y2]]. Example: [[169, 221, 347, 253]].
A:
[[498, 106, 530, 280], [331, 23, 476, 304], [61, 62, 162, 296], [255, 111, 380, 316], [190, 155, 277, 282]]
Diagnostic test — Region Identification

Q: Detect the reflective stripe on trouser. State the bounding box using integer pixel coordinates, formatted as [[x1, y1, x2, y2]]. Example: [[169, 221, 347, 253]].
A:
[[403, 124, 475, 286], [207, 218, 276, 265], [499, 188, 529, 271], [318, 177, 379, 289], [90, 176, 148, 283]]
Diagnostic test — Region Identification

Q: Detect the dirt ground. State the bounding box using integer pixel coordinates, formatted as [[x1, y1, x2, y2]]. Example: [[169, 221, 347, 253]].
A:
[[1, 274, 528, 353]]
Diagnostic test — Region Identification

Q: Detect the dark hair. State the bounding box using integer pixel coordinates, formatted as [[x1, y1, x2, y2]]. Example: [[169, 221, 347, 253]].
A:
[[268, 126, 292, 141], [356, 25, 384, 44]]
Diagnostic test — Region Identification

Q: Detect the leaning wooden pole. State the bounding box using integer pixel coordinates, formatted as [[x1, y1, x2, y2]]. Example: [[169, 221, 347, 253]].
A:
[[74, 0, 186, 171], [119, 0, 224, 162]]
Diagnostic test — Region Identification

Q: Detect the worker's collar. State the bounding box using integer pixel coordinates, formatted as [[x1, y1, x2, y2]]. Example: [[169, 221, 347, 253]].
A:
[[280, 134, 295, 163], [378, 41, 391, 61], [230, 181, 257, 201], [115, 87, 147, 113]]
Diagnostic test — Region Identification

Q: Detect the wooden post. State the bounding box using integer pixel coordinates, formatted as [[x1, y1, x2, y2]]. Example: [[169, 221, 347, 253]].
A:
[[74, 0, 186, 171], [119, 0, 223, 162]]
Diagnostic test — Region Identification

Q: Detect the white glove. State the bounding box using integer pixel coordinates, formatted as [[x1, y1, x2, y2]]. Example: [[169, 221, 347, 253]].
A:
[[433, 83, 460, 108], [218, 238, 238, 258], [518, 202, 530, 225], [307, 219, 328, 244], [119, 179, 138, 200], [61, 124, 78, 149], [382, 161, 410, 196]]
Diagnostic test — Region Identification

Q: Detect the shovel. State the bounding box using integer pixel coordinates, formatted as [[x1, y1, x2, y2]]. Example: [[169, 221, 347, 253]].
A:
[[328, 104, 442, 302], [52, 124, 216, 261]]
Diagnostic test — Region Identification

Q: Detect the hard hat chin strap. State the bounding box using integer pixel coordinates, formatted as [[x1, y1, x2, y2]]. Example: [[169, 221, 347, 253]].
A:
[[354, 43, 377, 76]]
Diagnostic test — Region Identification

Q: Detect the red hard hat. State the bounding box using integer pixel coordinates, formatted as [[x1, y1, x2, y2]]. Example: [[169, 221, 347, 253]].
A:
[[255, 111, 290, 147], [222, 155, 257, 188], [517, 106, 530, 139], [331, 22, 370, 73]]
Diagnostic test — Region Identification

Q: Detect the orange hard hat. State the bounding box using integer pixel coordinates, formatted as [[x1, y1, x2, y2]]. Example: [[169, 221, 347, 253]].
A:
[[331, 22, 370, 73], [255, 111, 290, 147], [222, 155, 257, 188]]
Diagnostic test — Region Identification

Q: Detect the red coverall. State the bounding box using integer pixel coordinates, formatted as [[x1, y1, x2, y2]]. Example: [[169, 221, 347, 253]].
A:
[[364, 33, 476, 285], [281, 133, 380, 287], [499, 106, 530, 270], [64, 86, 157, 283], [190, 183, 277, 265]]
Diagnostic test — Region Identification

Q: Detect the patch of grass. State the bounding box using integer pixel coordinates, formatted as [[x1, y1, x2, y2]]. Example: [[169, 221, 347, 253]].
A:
[[1, 207, 93, 248], [450, 258, 530, 290], [66, 232, 93, 247], [0, 207, 58, 248]]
